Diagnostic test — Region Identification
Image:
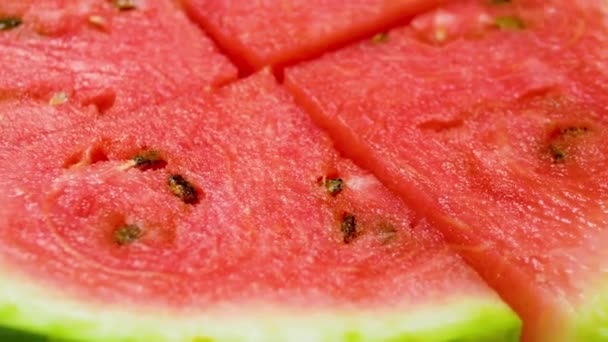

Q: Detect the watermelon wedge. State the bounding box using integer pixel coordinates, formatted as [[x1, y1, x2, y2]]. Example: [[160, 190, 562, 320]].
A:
[[0, 0, 237, 116], [0, 71, 520, 341], [182, 0, 443, 72], [285, 0, 608, 340]]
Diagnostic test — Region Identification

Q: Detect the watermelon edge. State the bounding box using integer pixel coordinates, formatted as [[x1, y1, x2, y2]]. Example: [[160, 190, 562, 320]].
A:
[[574, 276, 608, 341], [0, 266, 521, 341]]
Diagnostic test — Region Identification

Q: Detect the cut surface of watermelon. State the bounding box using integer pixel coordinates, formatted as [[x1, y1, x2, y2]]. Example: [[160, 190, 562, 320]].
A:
[[0, 0, 237, 116], [285, 0, 608, 341], [182, 0, 443, 71], [0, 71, 520, 341], [0, 96, 96, 147]]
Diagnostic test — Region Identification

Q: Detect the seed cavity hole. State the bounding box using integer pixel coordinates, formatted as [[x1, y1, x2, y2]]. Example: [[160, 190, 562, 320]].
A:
[[81, 89, 116, 115], [88, 15, 108, 30], [49, 92, 69, 106], [371, 32, 388, 44], [64, 145, 109, 169], [418, 118, 465, 132], [516, 86, 559, 101], [551, 126, 590, 138], [377, 222, 398, 245]]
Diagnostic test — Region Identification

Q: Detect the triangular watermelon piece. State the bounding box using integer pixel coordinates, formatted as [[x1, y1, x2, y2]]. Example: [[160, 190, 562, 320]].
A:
[[285, 0, 608, 340], [0, 71, 520, 341], [182, 0, 443, 71], [0, 0, 236, 116]]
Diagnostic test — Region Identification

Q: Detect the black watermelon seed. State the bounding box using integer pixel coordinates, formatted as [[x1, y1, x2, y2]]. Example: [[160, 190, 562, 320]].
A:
[[0, 17, 22, 31], [341, 213, 357, 244], [168, 174, 199, 204]]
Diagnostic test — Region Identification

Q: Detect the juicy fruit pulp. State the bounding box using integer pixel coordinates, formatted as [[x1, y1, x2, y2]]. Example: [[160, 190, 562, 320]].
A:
[[182, 0, 443, 71], [0, 72, 520, 341], [0, 0, 236, 122], [3, 0, 607, 340], [0, 97, 96, 147], [285, 0, 608, 340]]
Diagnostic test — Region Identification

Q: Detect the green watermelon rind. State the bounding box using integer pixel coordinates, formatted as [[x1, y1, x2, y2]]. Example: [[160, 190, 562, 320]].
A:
[[575, 277, 608, 341], [0, 268, 521, 341]]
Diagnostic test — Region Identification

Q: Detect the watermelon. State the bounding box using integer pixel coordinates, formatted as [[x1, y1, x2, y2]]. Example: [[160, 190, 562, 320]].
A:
[[0, 0, 237, 117], [181, 0, 443, 72], [0, 71, 520, 341], [285, 0, 608, 340]]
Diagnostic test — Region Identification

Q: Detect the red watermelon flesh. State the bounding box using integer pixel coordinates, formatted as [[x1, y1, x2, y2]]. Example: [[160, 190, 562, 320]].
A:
[[285, 0, 608, 340], [0, 96, 96, 147], [0, 71, 520, 341], [536, 1, 608, 108], [0, 0, 237, 116], [182, 0, 444, 72]]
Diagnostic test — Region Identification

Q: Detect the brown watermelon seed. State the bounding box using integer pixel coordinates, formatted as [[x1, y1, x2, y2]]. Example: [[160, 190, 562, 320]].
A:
[[114, 224, 141, 245], [549, 145, 566, 163], [112, 0, 136, 11], [341, 213, 357, 244], [547, 125, 590, 163], [324, 178, 344, 196], [168, 174, 199, 204], [131, 150, 166, 170], [0, 17, 22, 31], [494, 16, 525, 30], [371, 32, 388, 44], [490, 0, 511, 4]]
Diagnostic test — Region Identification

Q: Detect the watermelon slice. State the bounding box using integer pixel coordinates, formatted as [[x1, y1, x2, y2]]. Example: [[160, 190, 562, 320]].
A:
[[182, 0, 443, 72], [0, 71, 520, 341], [0, 0, 237, 116], [285, 0, 608, 340]]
